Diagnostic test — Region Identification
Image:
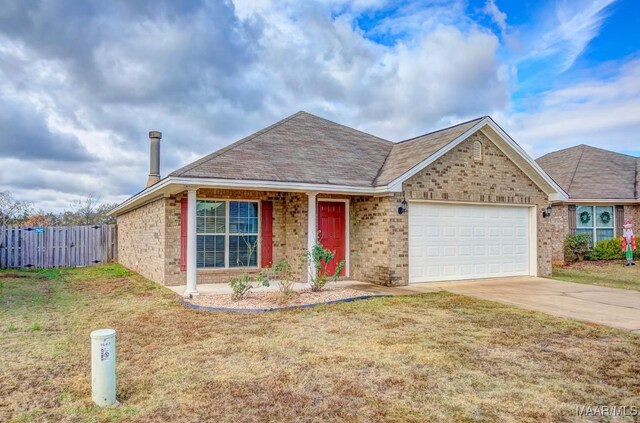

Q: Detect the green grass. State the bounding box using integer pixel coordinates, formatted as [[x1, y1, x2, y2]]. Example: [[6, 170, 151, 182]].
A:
[[1, 264, 639, 422], [553, 260, 640, 291]]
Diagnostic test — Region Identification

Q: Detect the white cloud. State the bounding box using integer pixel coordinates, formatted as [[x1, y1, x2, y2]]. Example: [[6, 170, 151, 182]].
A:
[[483, 0, 507, 35], [506, 58, 640, 157], [3, 0, 633, 214], [238, 1, 507, 139], [525, 0, 616, 72]]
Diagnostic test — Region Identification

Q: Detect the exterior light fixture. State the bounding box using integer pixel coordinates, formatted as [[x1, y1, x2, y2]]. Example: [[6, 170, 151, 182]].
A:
[[398, 198, 408, 215], [542, 204, 552, 218]]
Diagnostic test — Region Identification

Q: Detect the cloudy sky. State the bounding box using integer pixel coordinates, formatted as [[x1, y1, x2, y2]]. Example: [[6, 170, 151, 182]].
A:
[[1, 0, 639, 212]]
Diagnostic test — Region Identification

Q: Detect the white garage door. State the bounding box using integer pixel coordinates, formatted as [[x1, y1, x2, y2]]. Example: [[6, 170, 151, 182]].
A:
[[409, 203, 531, 283]]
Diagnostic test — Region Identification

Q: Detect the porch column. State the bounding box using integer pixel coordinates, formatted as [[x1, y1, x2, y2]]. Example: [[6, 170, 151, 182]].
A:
[[307, 191, 317, 282], [185, 188, 199, 296]]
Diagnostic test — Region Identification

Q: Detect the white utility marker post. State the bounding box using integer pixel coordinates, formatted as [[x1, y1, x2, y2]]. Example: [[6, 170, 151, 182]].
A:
[[307, 192, 318, 283], [90, 328, 117, 407], [185, 188, 199, 296]]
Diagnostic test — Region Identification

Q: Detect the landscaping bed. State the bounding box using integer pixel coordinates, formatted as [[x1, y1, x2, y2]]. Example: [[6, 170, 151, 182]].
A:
[[183, 287, 384, 311]]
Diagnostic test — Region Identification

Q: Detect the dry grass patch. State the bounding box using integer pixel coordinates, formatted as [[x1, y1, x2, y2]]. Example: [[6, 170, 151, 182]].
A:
[[553, 260, 640, 291], [1, 264, 639, 422]]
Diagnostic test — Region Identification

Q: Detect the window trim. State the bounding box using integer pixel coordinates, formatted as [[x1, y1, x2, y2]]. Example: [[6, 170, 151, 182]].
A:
[[576, 205, 615, 246], [196, 198, 261, 270]]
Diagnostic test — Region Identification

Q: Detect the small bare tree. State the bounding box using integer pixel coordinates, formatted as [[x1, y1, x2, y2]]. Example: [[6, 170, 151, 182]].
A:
[[58, 194, 117, 226], [227, 237, 270, 300], [0, 191, 32, 226], [73, 193, 101, 225]]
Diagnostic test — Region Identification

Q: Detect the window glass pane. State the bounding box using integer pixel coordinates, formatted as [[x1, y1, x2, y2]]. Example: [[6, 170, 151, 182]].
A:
[[229, 201, 239, 219], [229, 235, 258, 267], [229, 202, 258, 234], [596, 228, 614, 243], [575, 228, 594, 247], [196, 217, 205, 233], [196, 201, 207, 216], [595, 206, 614, 228], [196, 235, 225, 268], [196, 201, 225, 234], [576, 206, 594, 228]]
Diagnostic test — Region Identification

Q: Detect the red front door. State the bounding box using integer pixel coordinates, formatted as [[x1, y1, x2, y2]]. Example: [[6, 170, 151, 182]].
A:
[[317, 201, 346, 276]]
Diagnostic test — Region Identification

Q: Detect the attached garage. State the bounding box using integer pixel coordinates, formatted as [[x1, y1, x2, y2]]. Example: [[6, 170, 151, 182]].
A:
[[408, 202, 536, 283]]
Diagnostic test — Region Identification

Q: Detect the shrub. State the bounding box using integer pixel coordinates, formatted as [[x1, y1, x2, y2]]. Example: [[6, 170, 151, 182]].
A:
[[586, 237, 625, 261], [303, 243, 346, 292], [272, 259, 296, 297], [563, 234, 590, 263], [228, 270, 270, 301]]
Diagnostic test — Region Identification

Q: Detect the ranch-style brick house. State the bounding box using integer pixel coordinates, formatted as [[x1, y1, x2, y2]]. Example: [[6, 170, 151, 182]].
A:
[[109, 112, 569, 295], [536, 145, 640, 262]]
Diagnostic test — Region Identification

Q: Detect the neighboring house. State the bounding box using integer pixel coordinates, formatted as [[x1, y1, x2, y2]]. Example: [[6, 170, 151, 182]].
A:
[[536, 145, 640, 262], [108, 112, 567, 294]]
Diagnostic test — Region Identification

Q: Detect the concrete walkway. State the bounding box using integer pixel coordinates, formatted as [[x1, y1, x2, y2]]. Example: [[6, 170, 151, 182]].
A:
[[422, 277, 640, 333]]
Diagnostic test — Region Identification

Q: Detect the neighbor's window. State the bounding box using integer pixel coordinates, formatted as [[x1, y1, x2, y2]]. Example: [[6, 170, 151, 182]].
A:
[[196, 200, 259, 268], [575, 205, 614, 246]]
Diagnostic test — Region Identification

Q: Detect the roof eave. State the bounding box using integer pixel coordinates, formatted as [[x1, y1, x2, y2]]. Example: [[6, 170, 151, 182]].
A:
[[107, 177, 396, 217], [550, 198, 640, 204]]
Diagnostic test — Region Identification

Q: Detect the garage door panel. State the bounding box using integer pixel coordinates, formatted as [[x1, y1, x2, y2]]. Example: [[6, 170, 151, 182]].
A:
[[409, 203, 531, 283]]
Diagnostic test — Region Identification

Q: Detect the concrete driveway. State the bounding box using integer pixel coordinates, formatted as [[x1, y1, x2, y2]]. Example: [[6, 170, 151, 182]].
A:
[[415, 277, 640, 333]]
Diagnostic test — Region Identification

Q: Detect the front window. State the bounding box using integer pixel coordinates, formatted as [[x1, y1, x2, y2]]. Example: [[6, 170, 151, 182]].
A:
[[196, 200, 259, 268], [576, 205, 614, 246]]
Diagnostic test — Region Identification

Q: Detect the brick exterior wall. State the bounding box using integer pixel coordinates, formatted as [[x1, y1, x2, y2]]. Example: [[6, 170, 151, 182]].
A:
[[349, 196, 391, 284], [549, 204, 569, 264], [625, 205, 640, 229], [116, 198, 166, 285], [283, 193, 308, 282], [387, 130, 553, 284]]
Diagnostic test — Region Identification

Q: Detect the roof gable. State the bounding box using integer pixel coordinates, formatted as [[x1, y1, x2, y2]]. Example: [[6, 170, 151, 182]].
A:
[[536, 145, 639, 200], [170, 111, 393, 187], [374, 117, 484, 186], [377, 117, 567, 199]]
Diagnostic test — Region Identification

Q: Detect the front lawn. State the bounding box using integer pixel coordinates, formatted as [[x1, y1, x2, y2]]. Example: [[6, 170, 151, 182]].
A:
[[1, 265, 639, 422], [553, 260, 640, 291]]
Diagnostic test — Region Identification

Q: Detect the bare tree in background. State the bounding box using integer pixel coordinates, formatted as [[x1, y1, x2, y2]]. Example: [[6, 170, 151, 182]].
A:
[[1, 192, 117, 227], [0, 191, 32, 226], [58, 193, 117, 226], [74, 193, 101, 225]]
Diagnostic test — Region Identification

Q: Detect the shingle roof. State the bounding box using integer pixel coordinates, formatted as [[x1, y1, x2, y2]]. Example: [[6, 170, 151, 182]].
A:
[[374, 117, 485, 185], [536, 145, 639, 199], [170, 111, 484, 188], [170, 111, 393, 187]]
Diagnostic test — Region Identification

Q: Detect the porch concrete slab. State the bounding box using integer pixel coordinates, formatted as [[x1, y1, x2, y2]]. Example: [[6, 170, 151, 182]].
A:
[[420, 277, 640, 332]]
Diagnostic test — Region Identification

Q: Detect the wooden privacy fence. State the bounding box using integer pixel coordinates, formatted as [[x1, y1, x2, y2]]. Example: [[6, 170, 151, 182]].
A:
[[0, 225, 117, 269]]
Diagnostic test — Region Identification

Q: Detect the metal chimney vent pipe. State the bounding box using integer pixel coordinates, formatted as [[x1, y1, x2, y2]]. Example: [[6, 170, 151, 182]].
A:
[[146, 131, 161, 187]]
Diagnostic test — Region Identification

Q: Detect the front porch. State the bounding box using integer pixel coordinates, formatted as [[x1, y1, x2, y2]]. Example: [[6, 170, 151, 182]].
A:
[[168, 187, 396, 295]]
